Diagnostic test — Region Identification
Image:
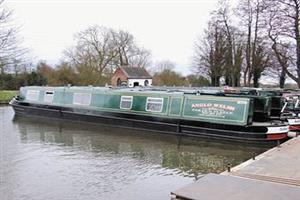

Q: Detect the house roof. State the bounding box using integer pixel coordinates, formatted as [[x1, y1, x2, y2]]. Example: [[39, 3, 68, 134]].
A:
[[120, 66, 152, 79]]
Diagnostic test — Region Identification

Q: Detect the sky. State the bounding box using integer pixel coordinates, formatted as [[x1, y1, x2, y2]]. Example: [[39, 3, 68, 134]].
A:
[[7, 0, 221, 75]]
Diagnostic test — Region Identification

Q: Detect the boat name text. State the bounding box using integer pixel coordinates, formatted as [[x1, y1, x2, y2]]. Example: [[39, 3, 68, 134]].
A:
[[191, 103, 236, 111]]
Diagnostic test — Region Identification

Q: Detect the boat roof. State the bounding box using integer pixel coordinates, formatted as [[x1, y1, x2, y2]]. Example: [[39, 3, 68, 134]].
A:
[[22, 86, 230, 97], [23, 86, 297, 98]]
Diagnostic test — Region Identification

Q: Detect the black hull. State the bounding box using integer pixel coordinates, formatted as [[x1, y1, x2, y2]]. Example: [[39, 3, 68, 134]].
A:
[[10, 100, 287, 145]]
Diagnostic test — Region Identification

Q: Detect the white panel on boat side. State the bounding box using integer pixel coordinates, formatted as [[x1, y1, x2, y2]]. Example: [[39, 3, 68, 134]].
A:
[[26, 90, 40, 101], [73, 93, 91, 106], [44, 91, 54, 103], [266, 126, 289, 134], [146, 97, 163, 112], [287, 118, 300, 125], [120, 96, 133, 110]]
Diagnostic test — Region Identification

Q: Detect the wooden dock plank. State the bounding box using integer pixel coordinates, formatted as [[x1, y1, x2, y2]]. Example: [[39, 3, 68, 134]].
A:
[[171, 173, 300, 200], [172, 137, 300, 199], [228, 137, 300, 183]]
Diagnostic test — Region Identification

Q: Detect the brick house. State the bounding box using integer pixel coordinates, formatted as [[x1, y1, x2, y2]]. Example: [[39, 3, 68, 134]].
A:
[[111, 66, 152, 87]]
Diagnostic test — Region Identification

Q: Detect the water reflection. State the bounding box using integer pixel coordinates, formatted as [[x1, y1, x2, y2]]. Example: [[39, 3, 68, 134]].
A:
[[14, 115, 265, 176], [1, 107, 267, 200]]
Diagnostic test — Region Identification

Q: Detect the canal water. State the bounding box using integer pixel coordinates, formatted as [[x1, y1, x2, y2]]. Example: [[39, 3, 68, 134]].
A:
[[0, 106, 267, 200]]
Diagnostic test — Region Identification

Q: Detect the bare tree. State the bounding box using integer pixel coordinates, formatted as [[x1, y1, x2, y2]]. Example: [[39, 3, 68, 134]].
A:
[[128, 47, 151, 68], [236, 0, 269, 87], [111, 29, 151, 68], [193, 18, 226, 86], [111, 30, 135, 66], [263, 0, 300, 88], [265, 51, 288, 88], [193, 1, 244, 87], [64, 25, 151, 85], [216, 1, 243, 86], [64, 25, 118, 84], [0, 0, 27, 74]]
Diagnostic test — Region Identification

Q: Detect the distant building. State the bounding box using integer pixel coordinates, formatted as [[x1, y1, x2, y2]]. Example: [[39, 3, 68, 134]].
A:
[[111, 66, 152, 87]]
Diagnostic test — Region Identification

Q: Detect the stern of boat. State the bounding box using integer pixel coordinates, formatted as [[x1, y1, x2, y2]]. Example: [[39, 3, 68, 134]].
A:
[[265, 124, 289, 141], [287, 118, 300, 132]]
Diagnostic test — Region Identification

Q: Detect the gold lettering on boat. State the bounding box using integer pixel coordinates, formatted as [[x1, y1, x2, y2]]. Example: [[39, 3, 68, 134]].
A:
[[191, 103, 235, 111]]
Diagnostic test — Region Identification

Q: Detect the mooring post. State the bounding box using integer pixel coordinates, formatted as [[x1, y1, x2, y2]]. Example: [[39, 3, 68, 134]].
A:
[[277, 140, 281, 148], [227, 163, 231, 172]]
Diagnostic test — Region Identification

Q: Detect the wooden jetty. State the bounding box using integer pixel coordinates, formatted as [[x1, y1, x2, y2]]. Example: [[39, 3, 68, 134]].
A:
[[171, 137, 300, 200]]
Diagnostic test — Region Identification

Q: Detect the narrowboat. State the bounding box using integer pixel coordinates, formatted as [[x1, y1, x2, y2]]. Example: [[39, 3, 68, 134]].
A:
[[9, 86, 290, 144], [226, 87, 300, 132], [196, 87, 300, 132]]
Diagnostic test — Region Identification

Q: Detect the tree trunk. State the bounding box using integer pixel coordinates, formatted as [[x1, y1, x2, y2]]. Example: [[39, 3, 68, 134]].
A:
[[234, 72, 241, 87], [211, 76, 215, 86], [245, 15, 252, 87], [247, 71, 252, 86], [295, 2, 300, 88], [225, 75, 231, 86], [211, 75, 221, 86], [216, 76, 221, 86], [253, 74, 260, 88], [279, 68, 286, 88]]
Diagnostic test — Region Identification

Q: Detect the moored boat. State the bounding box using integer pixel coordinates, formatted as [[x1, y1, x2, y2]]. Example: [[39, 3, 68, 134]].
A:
[[229, 88, 300, 132], [9, 86, 289, 144], [199, 87, 300, 133]]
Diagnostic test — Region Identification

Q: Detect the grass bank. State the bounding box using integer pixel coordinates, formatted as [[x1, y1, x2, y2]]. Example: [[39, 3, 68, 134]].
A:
[[0, 90, 17, 104]]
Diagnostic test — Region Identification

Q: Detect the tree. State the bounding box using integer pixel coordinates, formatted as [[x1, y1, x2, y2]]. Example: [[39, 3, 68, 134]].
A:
[[36, 61, 79, 86], [53, 62, 78, 86], [186, 74, 210, 87], [26, 71, 47, 86], [0, 1, 27, 74], [193, 17, 227, 86], [36, 61, 54, 85], [153, 69, 185, 86], [265, 52, 288, 88], [264, 0, 300, 88], [193, 1, 245, 87], [128, 47, 151, 69], [111, 30, 134, 66], [193, 0, 271, 87], [216, 1, 243, 86], [111, 30, 151, 68], [65, 25, 117, 85], [237, 0, 270, 87], [65, 25, 151, 85]]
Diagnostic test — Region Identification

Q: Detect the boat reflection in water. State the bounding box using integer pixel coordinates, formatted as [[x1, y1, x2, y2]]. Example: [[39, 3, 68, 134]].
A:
[[5, 110, 267, 200], [14, 115, 266, 174]]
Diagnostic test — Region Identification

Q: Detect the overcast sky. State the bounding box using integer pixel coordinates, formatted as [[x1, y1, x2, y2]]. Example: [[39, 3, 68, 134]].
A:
[[7, 0, 222, 75]]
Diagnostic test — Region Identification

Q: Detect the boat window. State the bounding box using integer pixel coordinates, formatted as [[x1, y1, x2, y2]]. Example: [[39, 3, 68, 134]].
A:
[[44, 91, 54, 103], [26, 90, 40, 101], [73, 93, 91, 106], [146, 97, 163, 112], [120, 96, 133, 109]]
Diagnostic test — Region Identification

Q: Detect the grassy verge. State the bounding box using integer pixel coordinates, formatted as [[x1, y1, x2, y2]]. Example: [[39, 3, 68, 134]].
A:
[[0, 90, 17, 104]]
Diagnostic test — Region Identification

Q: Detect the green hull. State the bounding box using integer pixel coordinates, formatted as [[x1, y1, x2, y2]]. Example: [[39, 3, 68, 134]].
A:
[[19, 86, 253, 126]]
